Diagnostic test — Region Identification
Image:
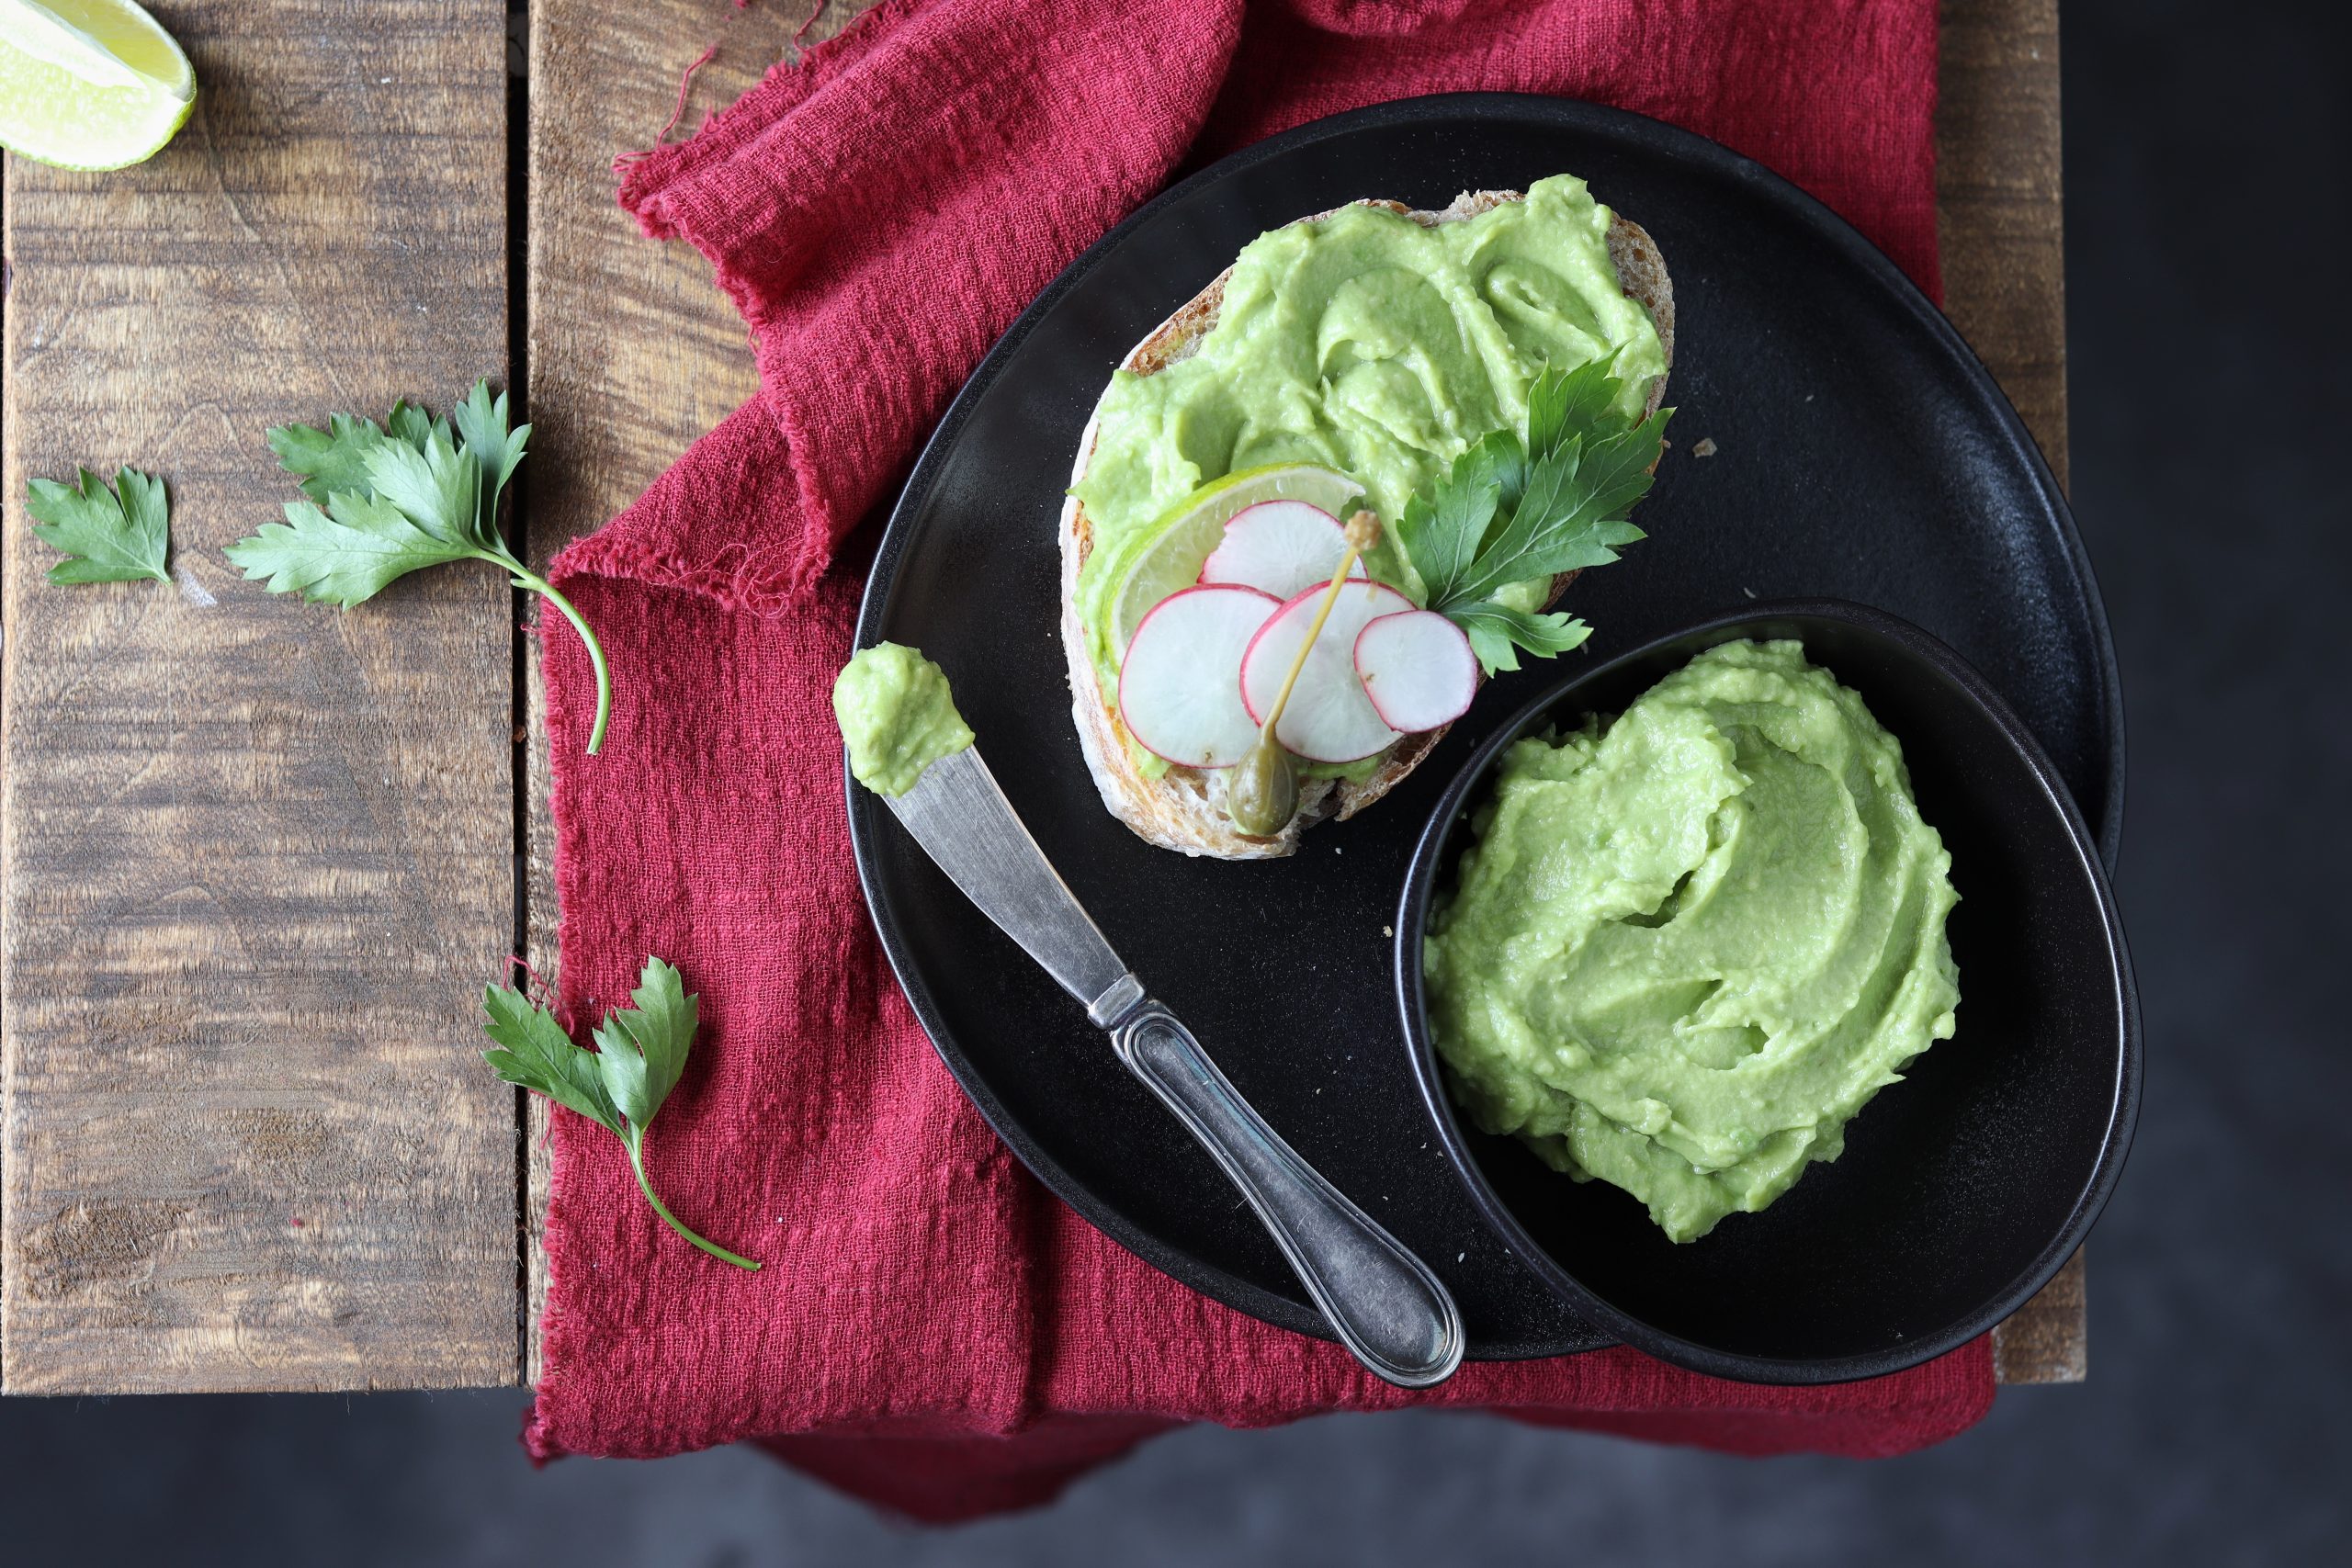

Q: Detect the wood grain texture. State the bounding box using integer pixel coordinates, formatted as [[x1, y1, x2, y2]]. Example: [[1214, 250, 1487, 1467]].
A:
[[521, 0, 869, 1383], [1, 2, 516, 1392], [1940, 0, 2069, 490], [1939, 0, 2086, 1386], [522, 0, 2079, 1387], [1993, 1247, 2086, 1383]]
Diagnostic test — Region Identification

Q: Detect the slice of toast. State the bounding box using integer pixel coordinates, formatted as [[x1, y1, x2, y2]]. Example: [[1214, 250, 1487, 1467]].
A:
[[1058, 189, 1675, 860]]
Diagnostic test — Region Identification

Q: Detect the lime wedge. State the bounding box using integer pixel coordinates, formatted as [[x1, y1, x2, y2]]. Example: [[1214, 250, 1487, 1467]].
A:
[[1103, 464, 1363, 662], [0, 0, 194, 171]]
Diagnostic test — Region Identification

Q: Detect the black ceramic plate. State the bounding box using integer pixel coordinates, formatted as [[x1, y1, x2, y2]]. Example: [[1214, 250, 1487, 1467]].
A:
[[848, 94, 2123, 1359], [1397, 604, 2138, 1382]]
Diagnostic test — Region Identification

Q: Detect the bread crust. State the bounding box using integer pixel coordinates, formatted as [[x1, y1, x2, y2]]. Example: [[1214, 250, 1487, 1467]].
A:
[[1059, 190, 1674, 859]]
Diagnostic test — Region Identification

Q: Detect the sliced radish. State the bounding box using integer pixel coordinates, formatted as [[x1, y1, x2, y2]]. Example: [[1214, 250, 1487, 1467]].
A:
[[1199, 501, 1368, 601], [1238, 581, 1413, 763], [1354, 611, 1478, 732], [1118, 585, 1281, 768]]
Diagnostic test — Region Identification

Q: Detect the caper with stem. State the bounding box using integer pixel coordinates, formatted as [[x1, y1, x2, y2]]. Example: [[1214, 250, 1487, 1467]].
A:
[[1227, 731, 1299, 837], [1224, 509, 1385, 838]]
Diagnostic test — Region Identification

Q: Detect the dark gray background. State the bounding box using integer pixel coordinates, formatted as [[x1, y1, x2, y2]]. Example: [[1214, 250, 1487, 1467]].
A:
[[4, 1, 2343, 1561]]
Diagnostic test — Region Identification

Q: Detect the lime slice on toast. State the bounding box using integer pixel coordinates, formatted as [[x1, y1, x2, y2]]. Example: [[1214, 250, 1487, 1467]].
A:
[[0, 0, 194, 171], [1102, 464, 1363, 662]]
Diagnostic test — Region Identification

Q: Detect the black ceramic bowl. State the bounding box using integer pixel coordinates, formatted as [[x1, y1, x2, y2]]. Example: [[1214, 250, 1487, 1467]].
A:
[[1396, 602, 2141, 1383]]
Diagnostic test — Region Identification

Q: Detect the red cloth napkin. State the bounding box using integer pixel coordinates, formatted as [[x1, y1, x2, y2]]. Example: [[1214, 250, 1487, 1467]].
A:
[[527, 0, 1985, 1521]]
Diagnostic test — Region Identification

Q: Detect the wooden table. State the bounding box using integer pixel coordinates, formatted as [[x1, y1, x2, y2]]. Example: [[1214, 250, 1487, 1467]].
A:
[[0, 0, 2084, 1393]]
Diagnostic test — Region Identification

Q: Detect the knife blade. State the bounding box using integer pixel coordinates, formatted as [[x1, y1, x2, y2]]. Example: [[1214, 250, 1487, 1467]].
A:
[[886, 747, 1141, 1026], [881, 744, 1463, 1388]]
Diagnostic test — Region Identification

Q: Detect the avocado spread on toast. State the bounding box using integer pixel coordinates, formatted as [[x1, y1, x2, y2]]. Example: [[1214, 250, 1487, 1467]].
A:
[[1069, 174, 1668, 698]]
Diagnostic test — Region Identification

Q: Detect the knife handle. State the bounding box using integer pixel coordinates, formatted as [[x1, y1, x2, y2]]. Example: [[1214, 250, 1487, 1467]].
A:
[[1110, 999, 1464, 1389]]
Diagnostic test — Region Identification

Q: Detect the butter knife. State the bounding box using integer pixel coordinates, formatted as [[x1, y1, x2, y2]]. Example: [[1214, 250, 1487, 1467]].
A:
[[882, 745, 1464, 1388]]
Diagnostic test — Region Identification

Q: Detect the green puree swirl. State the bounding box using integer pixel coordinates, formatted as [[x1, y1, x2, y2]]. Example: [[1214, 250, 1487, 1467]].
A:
[[1423, 640, 1962, 1242], [1069, 175, 1668, 682]]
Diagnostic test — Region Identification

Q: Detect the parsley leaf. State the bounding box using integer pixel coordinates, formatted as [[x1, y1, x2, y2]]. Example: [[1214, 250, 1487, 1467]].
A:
[[1395, 432, 1512, 608], [362, 425, 480, 548], [27, 466, 172, 585], [1531, 354, 1630, 459], [269, 408, 408, 506], [225, 491, 476, 608], [452, 381, 530, 547], [386, 400, 440, 454], [481, 957, 759, 1271], [1446, 420, 1661, 606], [1395, 358, 1670, 675], [481, 983, 623, 1134], [227, 381, 614, 754], [1450, 603, 1593, 673], [590, 958, 697, 1134]]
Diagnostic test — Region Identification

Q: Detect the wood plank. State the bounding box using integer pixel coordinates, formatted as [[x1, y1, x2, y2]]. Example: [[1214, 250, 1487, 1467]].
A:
[[522, 0, 872, 1382], [522, 0, 2082, 1386], [1940, 0, 2070, 489], [1939, 0, 2086, 1384], [1992, 1248, 2086, 1383], [2, 1, 516, 1393]]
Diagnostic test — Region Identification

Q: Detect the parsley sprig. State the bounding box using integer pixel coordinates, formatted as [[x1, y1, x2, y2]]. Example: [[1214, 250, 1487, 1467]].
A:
[[1395, 358, 1671, 674], [482, 956, 759, 1270], [223, 382, 612, 754], [27, 466, 172, 585]]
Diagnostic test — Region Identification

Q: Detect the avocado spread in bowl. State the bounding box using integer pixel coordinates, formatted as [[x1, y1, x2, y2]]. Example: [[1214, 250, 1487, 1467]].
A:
[[1423, 638, 1961, 1242]]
